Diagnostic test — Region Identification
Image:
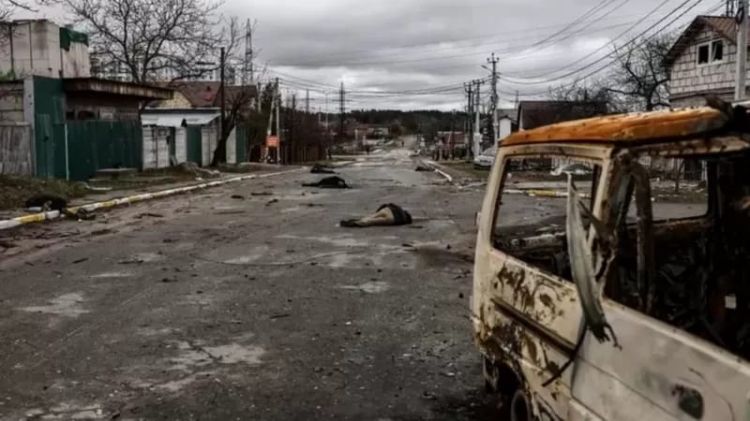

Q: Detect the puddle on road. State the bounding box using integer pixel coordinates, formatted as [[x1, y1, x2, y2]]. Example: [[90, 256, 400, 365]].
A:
[[90, 271, 134, 279], [23, 402, 106, 420], [339, 281, 390, 294], [203, 344, 266, 364], [20, 293, 89, 318]]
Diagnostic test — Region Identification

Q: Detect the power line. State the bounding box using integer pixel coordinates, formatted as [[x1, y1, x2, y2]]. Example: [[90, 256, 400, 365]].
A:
[[500, 0, 712, 98], [501, 0, 706, 86], [506, 0, 674, 79]]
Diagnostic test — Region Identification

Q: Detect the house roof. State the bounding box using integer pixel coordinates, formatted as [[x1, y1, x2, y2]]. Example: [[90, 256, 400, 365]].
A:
[[63, 78, 173, 100], [665, 15, 740, 68], [518, 100, 607, 130], [141, 109, 220, 127], [503, 107, 729, 147], [166, 82, 257, 108]]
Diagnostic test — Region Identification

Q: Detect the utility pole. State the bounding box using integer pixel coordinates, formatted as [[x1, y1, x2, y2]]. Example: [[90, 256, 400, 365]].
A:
[[339, 82, 346, 140], [291, 94, 297, 163], [473, 79, 485, 159], [728, 0, 737, 16], [736, 0, 748, 101], [305, 89, 310, 114], [220, 47, 226, 142], [487, 53, 499, 145], [275, 78, 281, 164], [464, 82, 474, 161], [243, 19, 255, 85]]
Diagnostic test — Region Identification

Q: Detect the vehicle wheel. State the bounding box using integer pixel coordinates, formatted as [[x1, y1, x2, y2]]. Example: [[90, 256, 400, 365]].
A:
[[510, 389, 533, 421]]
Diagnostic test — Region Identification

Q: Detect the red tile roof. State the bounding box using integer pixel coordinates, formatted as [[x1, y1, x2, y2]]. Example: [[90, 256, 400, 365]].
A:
[[165, 82, 257, 108]]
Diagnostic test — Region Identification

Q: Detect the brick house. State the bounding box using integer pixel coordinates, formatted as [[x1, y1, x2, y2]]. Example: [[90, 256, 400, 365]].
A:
[[666, 15, 746, 108]]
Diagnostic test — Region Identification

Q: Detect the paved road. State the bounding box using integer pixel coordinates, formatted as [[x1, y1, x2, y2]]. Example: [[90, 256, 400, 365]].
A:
[[0, 149, 499, 420]]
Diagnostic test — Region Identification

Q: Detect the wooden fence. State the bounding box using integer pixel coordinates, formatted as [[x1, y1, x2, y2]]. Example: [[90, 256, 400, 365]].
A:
[[0, 123, 33, 176]]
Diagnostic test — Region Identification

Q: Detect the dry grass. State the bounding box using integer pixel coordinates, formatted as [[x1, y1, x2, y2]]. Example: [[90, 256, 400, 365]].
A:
[[0, 175, 89, 210]]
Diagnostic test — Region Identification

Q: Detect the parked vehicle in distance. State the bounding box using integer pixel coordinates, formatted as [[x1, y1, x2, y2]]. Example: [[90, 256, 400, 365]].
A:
[[472, 106, 750, 421], [473, 152, 495, 169]]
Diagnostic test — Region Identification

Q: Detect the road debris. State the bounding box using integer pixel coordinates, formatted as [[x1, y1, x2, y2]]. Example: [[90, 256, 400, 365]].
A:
[[303, 176, 350, 189], [266, 199, 279, 206], [310, 163, 336, 174], [340, 204, 413, 228], [415, 165, 433, 172], [135, 212, 164, 219], [231, 194, 245, 200]]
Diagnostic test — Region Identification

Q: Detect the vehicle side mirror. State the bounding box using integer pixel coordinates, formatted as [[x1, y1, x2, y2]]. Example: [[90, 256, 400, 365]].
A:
[[566, 175, 616, 343]]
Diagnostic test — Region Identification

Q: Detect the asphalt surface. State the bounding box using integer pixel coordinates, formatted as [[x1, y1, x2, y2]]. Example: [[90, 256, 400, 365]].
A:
[[0, 149, 499, 420]]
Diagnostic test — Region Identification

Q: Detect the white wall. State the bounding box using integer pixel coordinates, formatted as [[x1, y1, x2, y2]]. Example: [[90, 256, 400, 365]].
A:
[[226, 128, 237, 164], [669, 26, 744, 107], [201, 124, 218, 166], [175, 127, 187, 164], [142, 126, 171, 170]]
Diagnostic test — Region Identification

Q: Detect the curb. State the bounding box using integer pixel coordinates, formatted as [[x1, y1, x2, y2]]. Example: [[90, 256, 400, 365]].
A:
[[422, 160, 454, 183], [0, 168, 304, 231]]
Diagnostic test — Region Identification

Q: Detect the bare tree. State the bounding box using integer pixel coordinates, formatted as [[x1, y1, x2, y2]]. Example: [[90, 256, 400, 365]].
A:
[[211, 82, 256, 166], [608, 34, 675, 111], [63, 0, 229, 83], [549, 79, 625, 113]]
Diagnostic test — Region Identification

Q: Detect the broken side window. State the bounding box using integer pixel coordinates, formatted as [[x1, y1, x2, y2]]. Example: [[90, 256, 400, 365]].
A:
[[712, 40, 724, 62], [608, 153, 750, 361], [493, 156, 601, 280]]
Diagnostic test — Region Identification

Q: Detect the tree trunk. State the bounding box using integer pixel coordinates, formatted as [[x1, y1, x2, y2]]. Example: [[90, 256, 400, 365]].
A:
[[211, 129, 230, 167]]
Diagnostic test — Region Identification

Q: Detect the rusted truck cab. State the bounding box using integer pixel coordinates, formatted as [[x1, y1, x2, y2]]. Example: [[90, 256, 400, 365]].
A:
[[472, 106, 750, 421]]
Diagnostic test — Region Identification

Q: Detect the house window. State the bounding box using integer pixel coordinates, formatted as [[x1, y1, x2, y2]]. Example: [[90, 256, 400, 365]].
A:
[[712, 40, 724, 62], [698, 44, 710, 64], [697, 40, 724, 65]]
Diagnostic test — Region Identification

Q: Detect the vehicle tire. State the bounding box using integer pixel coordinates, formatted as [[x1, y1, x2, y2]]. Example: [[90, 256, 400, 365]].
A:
[[510, 389, 533, 421]]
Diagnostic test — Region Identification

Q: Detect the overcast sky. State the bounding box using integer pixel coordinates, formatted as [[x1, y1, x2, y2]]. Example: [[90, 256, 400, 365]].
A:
[[30, 0, 725, 111]]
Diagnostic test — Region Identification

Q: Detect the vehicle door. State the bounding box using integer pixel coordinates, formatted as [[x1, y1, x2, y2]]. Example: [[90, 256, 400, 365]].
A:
[[474, 147, 610, 419], [568, 152, 750, 421]]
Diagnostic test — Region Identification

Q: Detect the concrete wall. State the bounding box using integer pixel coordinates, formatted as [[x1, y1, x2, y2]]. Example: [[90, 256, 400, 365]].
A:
[[175, 127, 187, 163], [226, 128, 237, 164], [201, 124, 218, 166], [0, 21, 90, 79], [669, 27, 743, 106], [0, 123, 32, 175]]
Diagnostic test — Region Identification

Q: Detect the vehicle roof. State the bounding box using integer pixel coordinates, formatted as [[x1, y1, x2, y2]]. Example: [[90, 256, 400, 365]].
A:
[[502, 107, 730, 148]]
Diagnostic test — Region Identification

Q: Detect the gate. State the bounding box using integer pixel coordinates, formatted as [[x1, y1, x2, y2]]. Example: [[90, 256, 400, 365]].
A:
[[66, 121, 143, 181], [186, 126, 202, 165]]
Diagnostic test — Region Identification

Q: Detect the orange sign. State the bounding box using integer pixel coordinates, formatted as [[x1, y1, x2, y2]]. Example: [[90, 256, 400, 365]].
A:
[[266, 136, 279, 148]]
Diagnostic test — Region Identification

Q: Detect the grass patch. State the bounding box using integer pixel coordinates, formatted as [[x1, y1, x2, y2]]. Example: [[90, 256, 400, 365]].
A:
[[0, 175, 89, 210]]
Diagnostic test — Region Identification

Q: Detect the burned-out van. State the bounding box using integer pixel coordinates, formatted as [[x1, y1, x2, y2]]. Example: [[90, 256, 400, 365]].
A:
[[472, 105, 750, 420]]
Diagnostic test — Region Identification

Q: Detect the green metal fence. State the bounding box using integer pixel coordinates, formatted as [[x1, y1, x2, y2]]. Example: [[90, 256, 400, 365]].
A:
[[66, 121, 143, 181]]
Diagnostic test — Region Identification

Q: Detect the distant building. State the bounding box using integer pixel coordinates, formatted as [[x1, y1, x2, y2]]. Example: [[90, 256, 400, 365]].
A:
[[517, 100, 607, 131], [143, 81, 257, 167], [0, 19, 91, 79], [665, 15, 745, 108]]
